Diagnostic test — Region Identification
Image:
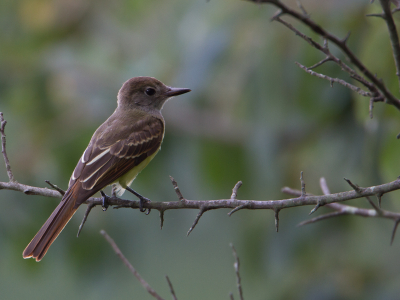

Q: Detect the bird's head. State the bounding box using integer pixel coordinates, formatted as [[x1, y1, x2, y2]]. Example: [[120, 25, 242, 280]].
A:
[[117, 77, 191, 112]]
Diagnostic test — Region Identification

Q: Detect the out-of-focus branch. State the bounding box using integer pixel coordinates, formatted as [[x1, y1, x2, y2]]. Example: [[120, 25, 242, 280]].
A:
[[2, 113, 400, 240], [0, 112, 15, 182], [230, 244, 244, 300], [295, 62, 373, 97], [378, 0, 400, 90], [100, 230, 165, 300], [248, 0, 400, 111], [283, 177, 400, 243]]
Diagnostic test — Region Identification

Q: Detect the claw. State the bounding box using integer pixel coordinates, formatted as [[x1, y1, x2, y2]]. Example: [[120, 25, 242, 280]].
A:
[[139, 197, 151, 214], [100, 190, 110, 211], [125, 186, 151, 215]]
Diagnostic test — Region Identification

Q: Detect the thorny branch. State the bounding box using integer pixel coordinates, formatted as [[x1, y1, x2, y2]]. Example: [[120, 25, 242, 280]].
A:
[[0, 112, 15, 182], [230, 244, 244, 300], [100, 230, 166, 300], [249, 0, 400, 112], [295, 62, 373, 97], [376, 0, 400, 90], [282, 177, 400, 243], [1, 112, 400, 241]]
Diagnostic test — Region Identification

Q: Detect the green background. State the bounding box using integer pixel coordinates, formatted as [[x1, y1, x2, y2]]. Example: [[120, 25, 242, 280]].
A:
[[1, 0, 400, 299]]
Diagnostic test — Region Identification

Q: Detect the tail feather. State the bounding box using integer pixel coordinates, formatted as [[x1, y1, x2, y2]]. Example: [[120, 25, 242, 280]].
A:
[[23, 190, 79, 262]]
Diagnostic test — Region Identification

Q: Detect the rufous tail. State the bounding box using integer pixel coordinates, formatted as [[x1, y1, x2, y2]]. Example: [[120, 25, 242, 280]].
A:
[[23, 189, 80, 262]]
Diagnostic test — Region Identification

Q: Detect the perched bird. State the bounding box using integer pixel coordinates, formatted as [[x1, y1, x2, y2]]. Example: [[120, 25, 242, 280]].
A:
[[23, 77, 191, 261]]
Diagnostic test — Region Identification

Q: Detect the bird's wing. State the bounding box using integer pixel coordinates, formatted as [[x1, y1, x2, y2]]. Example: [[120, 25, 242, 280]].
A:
[[68, 115, 164, 206]]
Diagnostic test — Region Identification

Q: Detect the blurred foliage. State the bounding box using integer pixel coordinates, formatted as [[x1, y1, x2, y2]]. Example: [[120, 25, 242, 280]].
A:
[[1, 0, 400, 299]]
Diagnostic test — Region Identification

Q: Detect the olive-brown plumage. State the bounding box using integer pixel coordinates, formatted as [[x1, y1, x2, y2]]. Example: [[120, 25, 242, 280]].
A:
[[23, 77, 190, 261]]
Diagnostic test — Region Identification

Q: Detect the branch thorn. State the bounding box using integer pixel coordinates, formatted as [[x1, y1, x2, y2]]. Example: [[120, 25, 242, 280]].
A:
[[187, 206, 208, 236], [231, 181, 243, 200], [169, 176, 185, 201], [165, 275, 178, 300], [274, 208, 280, 232], [391, 219, 400, 245], [77, 203, 95, 237], [160, 210, 165, 230], [45, 180, 65, 196], [300, 171, 306, 196], [271, 9, 284, 21]]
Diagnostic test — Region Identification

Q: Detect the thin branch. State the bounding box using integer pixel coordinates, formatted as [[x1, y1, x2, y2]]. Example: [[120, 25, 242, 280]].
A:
[[100, 230, 165, 300], [273, 13, 375, 91], [296, 62, 374, 97], [284, 180, 400, 243], [231, 181, 242, 200], [160, 210, 165, 229], [391, 219, 400, 245], [296, 0, 309, 17], [300, 171, 306, 196], [230, 244, 244, 300], [165, 276, 178, 300], [307, 57, 332, 70], [297, 211, 346, 227], [45, 180, 65, 196], [248, 0, 400, 110], [0, 112, 15, 182], [379, 0, 400, 90], [187, 206, 209, 236], [3, 176, 400, 219], [319, 177, 330, 195], [169, 176, 184, 201], [274, 209, 280, 232], [228, 203, 250, 216], [77, 203, 95, 237]]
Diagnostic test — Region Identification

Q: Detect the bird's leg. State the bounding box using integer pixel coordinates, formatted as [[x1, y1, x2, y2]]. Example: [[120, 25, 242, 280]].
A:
[[100, 190, 110, 211], [125, 187, 151, 214], [111, 184, 117, 197]]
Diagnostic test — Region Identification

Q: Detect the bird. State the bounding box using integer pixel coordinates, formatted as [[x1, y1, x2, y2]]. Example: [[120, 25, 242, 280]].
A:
[[23, 76, 191, 261]]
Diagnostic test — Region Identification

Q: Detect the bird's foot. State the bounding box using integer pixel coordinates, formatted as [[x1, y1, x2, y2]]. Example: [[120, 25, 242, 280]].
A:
[[125, 187, 151, 214], [100, 191, 110, 211], [139, 196, 151, 215]]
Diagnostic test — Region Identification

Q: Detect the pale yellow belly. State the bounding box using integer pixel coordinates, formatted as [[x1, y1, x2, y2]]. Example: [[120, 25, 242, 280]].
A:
[[112, 150, 159, 196]]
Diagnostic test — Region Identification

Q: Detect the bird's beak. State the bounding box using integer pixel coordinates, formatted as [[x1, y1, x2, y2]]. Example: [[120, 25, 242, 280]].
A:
[[165, 87, 191, 97]]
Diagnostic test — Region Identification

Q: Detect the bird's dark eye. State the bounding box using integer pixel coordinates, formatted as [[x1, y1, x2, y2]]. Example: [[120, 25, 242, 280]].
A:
[[145, 88, 156, 96]]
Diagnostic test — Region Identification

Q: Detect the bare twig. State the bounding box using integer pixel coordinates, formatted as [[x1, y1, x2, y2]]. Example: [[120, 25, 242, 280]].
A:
[[160, 210, 165, 229], [0, 112, 15, 182], [230, 244, 244, 300], [296, 0, 309, 17], [379, 0, 400, 90], [300, 171, 306, 196], [77, 203, 95, 237], [231, 181, 242, 200], [100, 230, 165, 300], [297, 211, 346, 227], [274, 208, 280, 232], [284, 179, 400, 242], [187, 206, 209, 236], [296, 62, 373, 97], [228, 203, 250, 216], [3, 175, 400, 223], [307, 57, 332, 70], [319, 177, 330, 195], [2, 111, 400, 237], [165, 276, 178, 300], [248, 0, 400, 110], [169, 176, 184, 201], [45, 180, 65, 196], [391, 219, 400, 245]]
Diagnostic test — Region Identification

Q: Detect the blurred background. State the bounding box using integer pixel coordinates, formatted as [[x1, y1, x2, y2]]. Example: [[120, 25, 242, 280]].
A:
[[1, 0, 400, 299]]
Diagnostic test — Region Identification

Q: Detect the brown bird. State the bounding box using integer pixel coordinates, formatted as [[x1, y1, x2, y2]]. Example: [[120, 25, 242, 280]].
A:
[[23, 77, 191, 261]]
